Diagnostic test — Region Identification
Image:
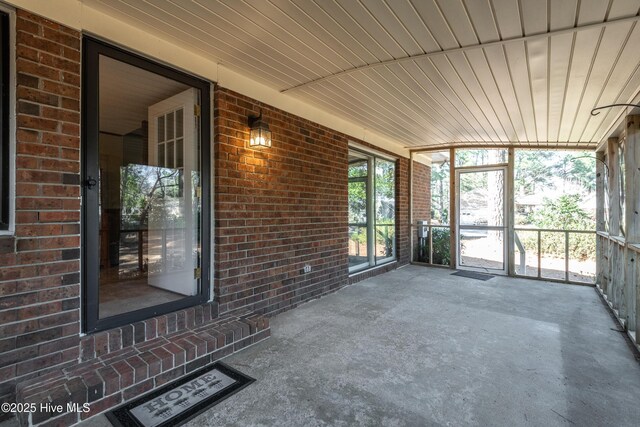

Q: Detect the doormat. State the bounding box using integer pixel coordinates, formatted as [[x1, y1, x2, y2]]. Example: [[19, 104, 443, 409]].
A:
[[106, 362, 254, 427], [452, 270, 495, 281]]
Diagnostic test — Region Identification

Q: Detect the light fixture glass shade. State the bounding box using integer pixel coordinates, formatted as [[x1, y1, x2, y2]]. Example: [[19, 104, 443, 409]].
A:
[[249, 126, 272, 148]]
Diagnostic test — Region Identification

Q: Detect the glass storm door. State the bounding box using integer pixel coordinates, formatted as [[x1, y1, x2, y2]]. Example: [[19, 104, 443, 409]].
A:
[[456, 167, 507, 274], [82, 37, 210, 333]]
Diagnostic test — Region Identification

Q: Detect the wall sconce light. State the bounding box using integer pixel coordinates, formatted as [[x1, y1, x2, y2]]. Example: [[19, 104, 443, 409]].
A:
[[248, 110, 272, 148]]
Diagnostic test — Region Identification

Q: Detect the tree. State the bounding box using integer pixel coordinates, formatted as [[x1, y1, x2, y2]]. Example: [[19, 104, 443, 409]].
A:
[[430, 160, 449, 224], [529, 194, 596, 261], [531, 194, 594, 231]]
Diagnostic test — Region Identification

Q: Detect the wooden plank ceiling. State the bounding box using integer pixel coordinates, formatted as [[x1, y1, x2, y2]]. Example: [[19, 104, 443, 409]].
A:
[[81, 0, 640, 150]]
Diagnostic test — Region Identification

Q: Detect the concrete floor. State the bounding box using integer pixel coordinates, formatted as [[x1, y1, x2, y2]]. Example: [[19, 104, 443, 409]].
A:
[[185, 265, 640, 427], [8, 265, 640, 426]]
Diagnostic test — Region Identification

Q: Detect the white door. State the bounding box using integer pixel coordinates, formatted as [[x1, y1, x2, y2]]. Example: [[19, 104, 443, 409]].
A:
[[147, 88, 199, 295]]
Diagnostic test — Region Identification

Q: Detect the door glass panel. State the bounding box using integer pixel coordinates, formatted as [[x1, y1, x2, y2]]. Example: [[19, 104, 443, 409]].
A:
[[167, 140, 175, 167], [176, 108, 183, 138], [348, 226, 368, 269], [348, 151, 397, 270], [375, 225, 395, 259], [348, 181, 366, 223], [176, 139, 184, 168], [460, 230, 504, 270], [458, 168, 506, 272], [157, 144, 165, 167], [157, 116, 164, 142], [348, 154, 368, 269], [167, 111, 175, 140], [455, 149, 507, 167], [459, 170, 504, 227], [97, 55, 201, 319], [375, 158, 395, 261]]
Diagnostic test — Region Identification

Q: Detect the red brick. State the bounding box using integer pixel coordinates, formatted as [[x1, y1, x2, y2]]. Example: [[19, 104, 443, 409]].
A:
[[38, 211, 80, 222], [41, 132, 79, 148], [16, 85, 59, 106], [17, 114, 59, 132], [80, 392, 121, 421], [41, 80, 79, 99], [41, 26, 80, 50], [122, 379, 153, 401], [112, 361, 134, 389], [41, 106, 80, 123], [16, 58, 61, 82]]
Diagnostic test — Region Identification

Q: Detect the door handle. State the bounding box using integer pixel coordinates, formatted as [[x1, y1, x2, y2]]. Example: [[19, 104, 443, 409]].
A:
[[84, 176, 98, 189]]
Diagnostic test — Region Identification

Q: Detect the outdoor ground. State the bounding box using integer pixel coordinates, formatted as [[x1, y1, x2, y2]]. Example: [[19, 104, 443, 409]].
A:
[[5, 265, 639, 426]]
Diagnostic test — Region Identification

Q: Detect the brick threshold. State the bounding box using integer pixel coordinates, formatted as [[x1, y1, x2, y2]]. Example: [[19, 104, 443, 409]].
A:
[[14, 312, 270, 426]]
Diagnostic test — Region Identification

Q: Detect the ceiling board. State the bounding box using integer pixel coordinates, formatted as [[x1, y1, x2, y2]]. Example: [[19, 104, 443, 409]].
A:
[[83, 0, 640, 149]]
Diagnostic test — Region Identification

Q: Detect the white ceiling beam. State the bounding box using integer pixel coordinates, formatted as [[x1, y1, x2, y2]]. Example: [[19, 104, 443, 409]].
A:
[[282, 14, 640, 94], [408, 142, 597, 152]]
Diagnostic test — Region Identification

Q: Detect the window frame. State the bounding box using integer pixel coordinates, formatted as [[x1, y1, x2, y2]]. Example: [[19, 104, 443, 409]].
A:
[[348, 146, 397, 274], [0, 7, 15, 234], [82, 37, 212, 333]]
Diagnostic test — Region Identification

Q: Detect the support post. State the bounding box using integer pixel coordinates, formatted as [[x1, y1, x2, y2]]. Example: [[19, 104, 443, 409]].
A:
[[607, 138, 620, 236], [409, 152, 414, 263], [565, 231, 570, 282], [625, 116, 640, 243], [507, 148, 515, 276], [625, 116, 640, 334], [596, 150, 605, 287], [607, 138, 620, 303], [596, 150, 606, 232], [449, 148, 456, 269]]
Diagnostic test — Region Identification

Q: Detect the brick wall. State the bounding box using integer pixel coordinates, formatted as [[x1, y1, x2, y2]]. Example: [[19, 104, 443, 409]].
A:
[[0, 11, 81, 414], [214, 88, 412, 316], [396, 157, 410, 266], [413, 161, 431, 222], [214, 88, 349, 316]]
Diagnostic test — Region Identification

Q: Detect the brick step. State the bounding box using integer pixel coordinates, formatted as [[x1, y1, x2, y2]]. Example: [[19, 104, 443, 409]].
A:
[[14, 312, 270, 426]]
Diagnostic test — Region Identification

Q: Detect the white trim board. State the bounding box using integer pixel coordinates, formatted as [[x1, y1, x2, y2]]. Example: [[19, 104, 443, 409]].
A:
[[0, 2, 16, 236]]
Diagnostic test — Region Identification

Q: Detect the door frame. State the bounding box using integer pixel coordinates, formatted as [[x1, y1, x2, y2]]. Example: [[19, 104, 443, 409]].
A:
[[81, 37, 212, 333], [455, 165, 508, 275]]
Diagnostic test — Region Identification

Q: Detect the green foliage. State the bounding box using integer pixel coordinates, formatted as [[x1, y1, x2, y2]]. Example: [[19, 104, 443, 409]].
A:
[[522, 195, 596, 261], [514, 151, 596, 196], [348, 180, 366, 224], [120, 165, 184, 230], [414, 227, 451, 265], [376, 225, 395, 257], [432, 228, 451, 265], [530, 194, 594, 230]]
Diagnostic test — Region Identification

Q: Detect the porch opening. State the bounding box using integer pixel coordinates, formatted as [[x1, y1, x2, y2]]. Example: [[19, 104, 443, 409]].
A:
[[412, 148, 596, 285]]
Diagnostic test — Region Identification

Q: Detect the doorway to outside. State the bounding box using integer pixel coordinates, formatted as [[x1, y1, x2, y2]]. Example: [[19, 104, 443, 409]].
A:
[[82, 38, 211, 333], [456, 166, 507, 275]]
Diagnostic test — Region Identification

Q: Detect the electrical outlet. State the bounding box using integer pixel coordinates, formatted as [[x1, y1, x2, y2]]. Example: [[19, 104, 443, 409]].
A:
[[303, 264, 312, 273]]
